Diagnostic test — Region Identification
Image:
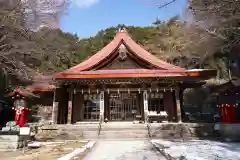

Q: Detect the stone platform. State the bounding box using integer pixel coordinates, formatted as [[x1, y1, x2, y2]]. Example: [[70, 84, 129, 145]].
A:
[[0, 131, 21, 151], [148, 123, 216, 139], [35, 122, 240, 141]]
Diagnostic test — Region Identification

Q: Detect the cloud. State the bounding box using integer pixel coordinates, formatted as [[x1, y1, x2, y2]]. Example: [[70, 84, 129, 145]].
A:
[[74, 0, 100, 8]]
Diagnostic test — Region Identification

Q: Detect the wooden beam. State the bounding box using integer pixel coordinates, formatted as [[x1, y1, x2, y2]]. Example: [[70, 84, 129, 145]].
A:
[[67, 87, 178, 93]]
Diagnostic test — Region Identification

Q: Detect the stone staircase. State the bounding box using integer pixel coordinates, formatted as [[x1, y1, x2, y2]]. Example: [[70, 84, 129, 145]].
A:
[[36, 122, 100, 140], [36, 122, 149, 140], [36, 122, 216, 141], [99, 122, 149, 139]]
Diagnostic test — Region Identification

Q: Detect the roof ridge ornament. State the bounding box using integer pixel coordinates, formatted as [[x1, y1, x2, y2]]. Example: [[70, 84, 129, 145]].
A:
[[118, 27, 127, 33], [118, 44, 127, 60]]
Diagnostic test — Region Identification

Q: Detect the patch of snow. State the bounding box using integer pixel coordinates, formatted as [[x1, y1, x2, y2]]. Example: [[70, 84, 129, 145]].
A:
[[151, 139, 240, 160]]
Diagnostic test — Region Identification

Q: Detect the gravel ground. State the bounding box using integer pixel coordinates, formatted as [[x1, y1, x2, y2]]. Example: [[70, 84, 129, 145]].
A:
[[83, 140, 166, 160]]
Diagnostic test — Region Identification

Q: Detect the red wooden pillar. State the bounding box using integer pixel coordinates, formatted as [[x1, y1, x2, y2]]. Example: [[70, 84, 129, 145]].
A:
[[230, 104, 236, 123], [220, 104, 226, 123], [225, 104, 230, 123]]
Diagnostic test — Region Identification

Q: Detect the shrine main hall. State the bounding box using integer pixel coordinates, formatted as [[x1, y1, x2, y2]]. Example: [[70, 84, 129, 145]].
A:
[[51, 29, 216, 124]]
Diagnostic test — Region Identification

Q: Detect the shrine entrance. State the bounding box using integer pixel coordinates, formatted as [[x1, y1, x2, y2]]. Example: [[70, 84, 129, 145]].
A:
[[53, 29, 217, 124], [109, 92, 138, 121]]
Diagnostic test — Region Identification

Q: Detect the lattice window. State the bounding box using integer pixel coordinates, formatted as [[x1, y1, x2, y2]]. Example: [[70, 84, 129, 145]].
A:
[[148, 93, 164, 113], [83, 94, 100, 121]]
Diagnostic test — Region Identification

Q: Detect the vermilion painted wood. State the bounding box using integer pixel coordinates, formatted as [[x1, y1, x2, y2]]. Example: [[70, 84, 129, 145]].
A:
[[55, 31, 217, 79], [57, 31, 185, 75]]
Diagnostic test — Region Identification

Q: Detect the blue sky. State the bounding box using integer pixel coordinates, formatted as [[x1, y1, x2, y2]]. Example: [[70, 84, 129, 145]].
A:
[[60, 0, 187, 38]]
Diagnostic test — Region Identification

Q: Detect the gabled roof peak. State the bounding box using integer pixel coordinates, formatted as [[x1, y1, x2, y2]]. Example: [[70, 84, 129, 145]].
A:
[[118, 27, 127, 33], [58, 30, 186, 74], [115, 28, 129, 39]]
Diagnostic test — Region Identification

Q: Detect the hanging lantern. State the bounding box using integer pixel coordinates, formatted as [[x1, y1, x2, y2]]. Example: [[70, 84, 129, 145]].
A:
[[138, 88, 141, 94], [81, 89, 84, 94]]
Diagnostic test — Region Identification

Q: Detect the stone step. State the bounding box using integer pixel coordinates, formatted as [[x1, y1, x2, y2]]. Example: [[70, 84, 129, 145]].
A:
[[101, 124, 147, 130], [60, 128, 98, 132], [101, 127, 147, 131], [56, 125, 99, 131], [57, 124, 99, 128], [99, 130, 149, 139]]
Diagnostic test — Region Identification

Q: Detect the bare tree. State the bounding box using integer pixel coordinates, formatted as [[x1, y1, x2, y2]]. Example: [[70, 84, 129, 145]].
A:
[[136, 0, 178, 8], [0, 0, 68, 83], [0, 0, 31, 81], [187, 0, 240, 52], [21, 0, 68, 31]]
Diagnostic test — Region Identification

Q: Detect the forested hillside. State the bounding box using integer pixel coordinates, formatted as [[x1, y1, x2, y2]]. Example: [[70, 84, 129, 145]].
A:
[[32, 20, 229, 79]]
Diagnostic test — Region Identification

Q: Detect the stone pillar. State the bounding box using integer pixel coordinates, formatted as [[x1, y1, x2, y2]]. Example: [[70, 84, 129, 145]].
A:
[[51, 89, 59, 124], [100, 91, 104, 122], [143, 90, 148, 122], [175, 89, 182, 123], [67, 90, 73, 124]]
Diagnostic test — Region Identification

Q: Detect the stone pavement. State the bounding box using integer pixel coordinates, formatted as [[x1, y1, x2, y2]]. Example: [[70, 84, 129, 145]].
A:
[[83, 140, 166, 160]]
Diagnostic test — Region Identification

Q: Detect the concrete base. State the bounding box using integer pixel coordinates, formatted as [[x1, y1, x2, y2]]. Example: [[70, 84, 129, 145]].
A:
[[0, 131, 22, 151]]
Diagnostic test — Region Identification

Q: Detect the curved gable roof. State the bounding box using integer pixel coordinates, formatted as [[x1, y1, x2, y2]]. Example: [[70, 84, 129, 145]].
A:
[[63, 30, 186, 74]]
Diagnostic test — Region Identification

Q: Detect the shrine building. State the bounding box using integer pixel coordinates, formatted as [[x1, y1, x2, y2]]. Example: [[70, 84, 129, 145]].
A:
[[52, 29, 216, 124]]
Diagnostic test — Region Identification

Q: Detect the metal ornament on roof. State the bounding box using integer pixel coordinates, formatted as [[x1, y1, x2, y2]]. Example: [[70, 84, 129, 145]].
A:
[[118, 44, 127, 60]]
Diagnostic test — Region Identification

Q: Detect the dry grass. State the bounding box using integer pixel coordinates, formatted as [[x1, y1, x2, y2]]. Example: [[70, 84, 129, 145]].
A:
[[0, 141, 88, 160]]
